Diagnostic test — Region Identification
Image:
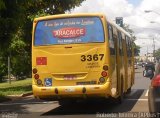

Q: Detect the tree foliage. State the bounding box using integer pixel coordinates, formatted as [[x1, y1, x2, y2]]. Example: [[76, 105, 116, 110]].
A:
[[154, 48, 160, 61], [123, 23, 140, 56], [133, 43, 141, 56], [0, 0, 85, 80]]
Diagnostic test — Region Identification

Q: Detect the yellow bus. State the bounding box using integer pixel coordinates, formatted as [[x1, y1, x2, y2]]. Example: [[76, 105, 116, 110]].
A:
[[32, 13, 134, 104]]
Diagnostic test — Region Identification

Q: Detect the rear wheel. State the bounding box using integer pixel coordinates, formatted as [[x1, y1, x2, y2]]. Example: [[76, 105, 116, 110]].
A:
[[116, 89, 124, 104], [126, 87, 131, 94], [114, 79, 124, 104]]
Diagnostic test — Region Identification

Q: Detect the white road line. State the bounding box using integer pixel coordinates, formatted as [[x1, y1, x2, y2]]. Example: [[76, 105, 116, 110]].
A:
[[126, 98, 148, 101], [127, 89, 138, 96], [0, 101, 57, 106], [145, 90, 149, 97]]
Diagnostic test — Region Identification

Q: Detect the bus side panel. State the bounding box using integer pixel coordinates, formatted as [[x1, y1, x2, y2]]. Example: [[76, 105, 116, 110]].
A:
[[122, 34, 128, 92], [131, 41, 135, 85], [112, 27, 120, 97], [107, 23, 118, 97]]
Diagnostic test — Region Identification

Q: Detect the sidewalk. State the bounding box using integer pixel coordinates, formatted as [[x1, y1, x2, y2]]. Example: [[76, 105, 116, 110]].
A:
[[0, 92, 33, 102]]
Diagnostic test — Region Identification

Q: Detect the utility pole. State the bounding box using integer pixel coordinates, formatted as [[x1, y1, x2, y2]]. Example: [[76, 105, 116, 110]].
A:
[[147, 46, 148, 61], [153, 38, 155, 62], [8, 56, 11, 84]]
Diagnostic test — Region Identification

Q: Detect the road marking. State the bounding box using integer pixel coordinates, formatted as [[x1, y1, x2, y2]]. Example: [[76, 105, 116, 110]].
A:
[[126, 98, 148, 101], [145, 90, 149, 97], [127, 89, 138, 96], [0, 101, 57, 106]]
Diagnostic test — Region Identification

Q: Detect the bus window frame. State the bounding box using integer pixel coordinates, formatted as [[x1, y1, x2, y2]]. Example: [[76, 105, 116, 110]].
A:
[[33, 16, 105, 47], [108, 23, 115, 55], [125, 36, 130, 57], [117, 31, 123, 56]]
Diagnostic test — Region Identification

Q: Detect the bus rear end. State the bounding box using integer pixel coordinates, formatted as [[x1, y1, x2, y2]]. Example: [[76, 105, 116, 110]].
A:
[[32, 14, 111, 100]]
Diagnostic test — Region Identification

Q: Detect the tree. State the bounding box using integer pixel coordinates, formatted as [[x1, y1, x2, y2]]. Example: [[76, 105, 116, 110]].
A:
[[133, 43, 141, 56], [154, 48, 160, 61], [0, 0, 85, 81], [123, 23, 140, 56]]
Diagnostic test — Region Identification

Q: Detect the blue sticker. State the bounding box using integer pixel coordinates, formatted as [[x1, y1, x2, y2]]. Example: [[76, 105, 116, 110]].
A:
[[44, 78, 52, 87]]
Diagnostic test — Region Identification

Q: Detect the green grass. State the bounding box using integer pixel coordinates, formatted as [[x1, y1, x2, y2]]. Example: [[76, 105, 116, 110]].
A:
[[0, 78, 32, 96]]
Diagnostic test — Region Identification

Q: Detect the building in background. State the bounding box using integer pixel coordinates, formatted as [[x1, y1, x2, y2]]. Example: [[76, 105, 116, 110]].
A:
[[135, 53, 154, 62]]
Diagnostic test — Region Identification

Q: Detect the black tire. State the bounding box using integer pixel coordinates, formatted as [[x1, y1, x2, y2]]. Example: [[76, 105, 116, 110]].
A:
[[114, 79, 124, 104], [126, 87, 131, 94], [118, 82, 124, 104]]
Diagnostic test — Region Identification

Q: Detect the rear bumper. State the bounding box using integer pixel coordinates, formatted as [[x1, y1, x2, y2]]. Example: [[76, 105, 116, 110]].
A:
[[32, 82, 111, 100]]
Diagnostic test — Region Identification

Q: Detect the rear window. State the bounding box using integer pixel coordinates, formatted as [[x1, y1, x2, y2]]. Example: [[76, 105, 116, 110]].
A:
[[34, 17, 104, 46]]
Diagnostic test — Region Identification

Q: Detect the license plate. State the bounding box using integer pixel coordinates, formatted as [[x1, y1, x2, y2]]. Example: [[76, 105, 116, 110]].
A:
[[64, 88, 75, 92], [64, 75, 76, 80]]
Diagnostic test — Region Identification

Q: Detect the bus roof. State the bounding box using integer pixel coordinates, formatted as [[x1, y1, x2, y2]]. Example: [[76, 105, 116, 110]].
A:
[[107, 19, 131, 38], [34, 13, 106, 21]]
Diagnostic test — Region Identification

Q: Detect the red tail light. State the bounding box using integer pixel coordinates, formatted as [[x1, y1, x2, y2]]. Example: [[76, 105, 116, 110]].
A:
[[32, 68, 38, 74], [101, 71, 108, 77], [34, 74, 39, 80], [151, 75, 160, 87]]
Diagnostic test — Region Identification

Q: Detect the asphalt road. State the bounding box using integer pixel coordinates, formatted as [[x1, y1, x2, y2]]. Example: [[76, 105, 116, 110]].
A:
[[0, 66, 152, 118]]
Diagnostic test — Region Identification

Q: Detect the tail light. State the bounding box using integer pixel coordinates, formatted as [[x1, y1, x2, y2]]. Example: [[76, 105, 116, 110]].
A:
[[37, 79, 42, 85], [99, 77, 106, 83], [34, 74, 39, 80], [151, 74, 160, 87], [103, 65, 108, 71], [32, 68, 38, 74], [101, 71, 108, 77]]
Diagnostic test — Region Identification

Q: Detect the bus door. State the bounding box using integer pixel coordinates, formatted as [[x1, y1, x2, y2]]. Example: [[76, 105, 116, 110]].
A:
[[117, 31, 123, 93], [122, 35, 128, 91], [108, 24, 117, 95], [124, 36, 130, 90], [131, 41, 135, 85], [127, 37, 132, 87], [112, 27, 121, 95]]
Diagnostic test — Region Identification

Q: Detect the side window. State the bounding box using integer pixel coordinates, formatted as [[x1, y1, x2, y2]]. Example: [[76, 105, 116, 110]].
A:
[[108, 24, 115, 55], [125, 36, 130, 57], [126, 36, 132, 65], [128, 39, 132, 57], [118, 31, 123, 56], [121, 33, 125, 56], [128, 37, 131, 57]]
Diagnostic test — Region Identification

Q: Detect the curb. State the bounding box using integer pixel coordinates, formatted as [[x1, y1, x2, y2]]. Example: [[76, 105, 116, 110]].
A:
[[6, 95, 22, 101], [5, 92, 33, 101], [21, 92, 33, 97]]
